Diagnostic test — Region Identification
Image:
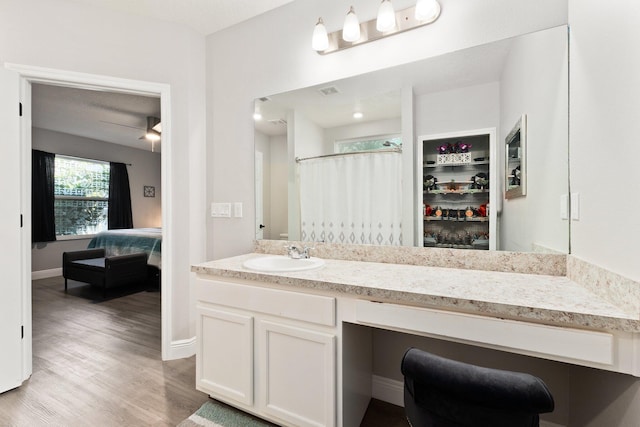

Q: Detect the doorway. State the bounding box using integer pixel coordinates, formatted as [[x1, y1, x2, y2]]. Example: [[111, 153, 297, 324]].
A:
[[7, 64, 174, 387]]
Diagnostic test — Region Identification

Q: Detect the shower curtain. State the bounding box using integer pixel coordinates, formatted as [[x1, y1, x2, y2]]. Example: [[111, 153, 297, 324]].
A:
[[298, 151, 402, 245]]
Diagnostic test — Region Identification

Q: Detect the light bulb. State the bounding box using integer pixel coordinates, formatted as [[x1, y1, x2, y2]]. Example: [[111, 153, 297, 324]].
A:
[[312, 17, 329, 51], [415, 0, 441, 22], [376, 0, 396, 32], [253, 112, 262, 121], [353, 112, 363, 119], [145, 131, 161, 142], [342, 6, 360, 42]]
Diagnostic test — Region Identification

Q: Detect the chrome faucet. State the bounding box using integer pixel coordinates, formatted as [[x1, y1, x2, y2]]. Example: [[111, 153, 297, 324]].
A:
[[285, 245, 313, 259]]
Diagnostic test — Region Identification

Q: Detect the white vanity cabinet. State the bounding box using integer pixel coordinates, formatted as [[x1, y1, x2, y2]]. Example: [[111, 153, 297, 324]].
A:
[[195, 277, 337, 427]]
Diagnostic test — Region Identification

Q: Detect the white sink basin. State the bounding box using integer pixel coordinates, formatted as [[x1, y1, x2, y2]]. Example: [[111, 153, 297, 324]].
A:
[[243, 255, 325, 273]]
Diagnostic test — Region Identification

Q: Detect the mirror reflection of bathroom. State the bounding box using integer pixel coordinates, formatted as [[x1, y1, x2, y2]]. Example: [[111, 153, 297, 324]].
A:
[[255, 25, 569, 254]]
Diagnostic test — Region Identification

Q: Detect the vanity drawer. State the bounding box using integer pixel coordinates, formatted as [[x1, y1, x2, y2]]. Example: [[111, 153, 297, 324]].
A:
[[355, 300, 614, 365], [196, 278, 335, 327]]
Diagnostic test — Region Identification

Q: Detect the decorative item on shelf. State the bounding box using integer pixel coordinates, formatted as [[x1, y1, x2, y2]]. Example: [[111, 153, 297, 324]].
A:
[[465, 207, 474, 218], [510, 165, 521, 186], [424, 204, 432, 216], [446, 179, 458, 191], [471, 172, 489, 190], [424, 174, 438, 190], [478, 203, 487, 217], [435, 206, 442, 217]]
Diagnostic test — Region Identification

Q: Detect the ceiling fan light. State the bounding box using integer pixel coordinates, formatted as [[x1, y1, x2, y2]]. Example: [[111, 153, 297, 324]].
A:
[[415, 0, 441, 22], [312, 17, 329, 51], [376, 0, 396, 32], [342, 6, 361, 42], [145, 130, 161, 142]]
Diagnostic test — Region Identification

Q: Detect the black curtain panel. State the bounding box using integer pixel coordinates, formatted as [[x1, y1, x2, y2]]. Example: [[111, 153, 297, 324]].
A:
[[32, 150, 56, 242], [108, 162, 133, 229]]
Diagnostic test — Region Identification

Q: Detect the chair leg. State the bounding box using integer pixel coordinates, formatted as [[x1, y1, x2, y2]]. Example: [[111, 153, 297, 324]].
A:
[[64, 278, 68, 292]]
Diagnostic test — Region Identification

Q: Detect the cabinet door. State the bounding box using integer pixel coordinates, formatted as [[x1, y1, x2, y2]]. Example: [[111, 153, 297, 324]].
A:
[[196, 306, 254, 406], [258, 320, 335, 427]]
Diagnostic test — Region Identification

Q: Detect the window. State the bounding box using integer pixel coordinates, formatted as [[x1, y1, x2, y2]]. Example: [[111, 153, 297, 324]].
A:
[[335, 134, 402, 153], [54, 156, 110, 236]]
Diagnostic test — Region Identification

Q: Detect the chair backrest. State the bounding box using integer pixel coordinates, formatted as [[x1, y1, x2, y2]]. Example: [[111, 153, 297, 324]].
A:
[[400, 348, 554, 427]]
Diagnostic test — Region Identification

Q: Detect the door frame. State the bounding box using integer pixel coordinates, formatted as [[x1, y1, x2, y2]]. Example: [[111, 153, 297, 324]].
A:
[[5, 63, 174, 371]]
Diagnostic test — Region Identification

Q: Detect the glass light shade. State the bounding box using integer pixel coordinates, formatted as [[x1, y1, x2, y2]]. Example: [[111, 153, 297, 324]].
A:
[[312, 17, 329, 51], [376, 0, 396, 32], [342, 6, 361, 42], [145, 131, 161, 142], [415, 0, 441, 22]]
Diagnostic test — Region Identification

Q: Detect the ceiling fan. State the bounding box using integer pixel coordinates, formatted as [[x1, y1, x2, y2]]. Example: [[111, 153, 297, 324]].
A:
[[100, 115, 162, 151]]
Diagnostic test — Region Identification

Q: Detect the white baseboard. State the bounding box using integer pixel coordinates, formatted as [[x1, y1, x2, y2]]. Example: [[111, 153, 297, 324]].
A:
[[371, 375, 404, 407], [32, 268, 62, 280], [166, 336, 196, 360]]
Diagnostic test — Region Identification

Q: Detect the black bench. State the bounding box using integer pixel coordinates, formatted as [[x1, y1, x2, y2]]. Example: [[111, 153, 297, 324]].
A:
[[63, 248, 148, 298]]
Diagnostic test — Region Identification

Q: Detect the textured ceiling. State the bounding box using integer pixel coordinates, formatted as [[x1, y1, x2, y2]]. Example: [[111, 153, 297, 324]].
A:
[[67, 0, 296, 35]]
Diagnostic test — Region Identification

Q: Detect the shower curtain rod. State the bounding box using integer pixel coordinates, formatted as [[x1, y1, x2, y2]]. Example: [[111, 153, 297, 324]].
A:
[[295, 147, 401, 163]]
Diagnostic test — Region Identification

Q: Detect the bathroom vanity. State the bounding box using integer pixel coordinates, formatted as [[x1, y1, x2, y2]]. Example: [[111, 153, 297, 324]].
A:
[[192, 250, 640, 427]]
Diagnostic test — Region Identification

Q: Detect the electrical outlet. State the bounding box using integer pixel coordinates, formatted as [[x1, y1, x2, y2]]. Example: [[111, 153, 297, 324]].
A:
[[211, 202, 231, 218]]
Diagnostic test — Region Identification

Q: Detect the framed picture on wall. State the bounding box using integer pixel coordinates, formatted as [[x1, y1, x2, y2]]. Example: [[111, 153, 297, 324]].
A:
[[144, 186, 155, 198]]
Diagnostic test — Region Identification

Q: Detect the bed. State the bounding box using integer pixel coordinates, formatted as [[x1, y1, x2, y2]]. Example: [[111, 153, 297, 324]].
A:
[[87, 227, 162, 268]]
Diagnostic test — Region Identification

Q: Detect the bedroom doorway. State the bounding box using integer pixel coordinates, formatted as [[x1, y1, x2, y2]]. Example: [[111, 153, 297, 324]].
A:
[[7, 64, 174, 388]]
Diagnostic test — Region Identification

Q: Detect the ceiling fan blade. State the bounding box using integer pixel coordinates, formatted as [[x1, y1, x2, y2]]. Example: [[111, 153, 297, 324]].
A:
[[100, 120, 145, 130]]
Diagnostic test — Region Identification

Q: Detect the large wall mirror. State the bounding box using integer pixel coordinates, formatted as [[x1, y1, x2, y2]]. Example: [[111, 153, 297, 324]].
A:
[[254, 25, 569, 254]]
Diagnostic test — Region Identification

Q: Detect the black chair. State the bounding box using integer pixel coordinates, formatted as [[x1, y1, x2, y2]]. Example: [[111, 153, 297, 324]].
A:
[[401, 348, 554, 427]]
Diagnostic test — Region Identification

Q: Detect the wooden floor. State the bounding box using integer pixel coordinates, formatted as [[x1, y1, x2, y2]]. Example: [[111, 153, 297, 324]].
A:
[[0, 277, 209, 426], [0, 276, 406, 426]]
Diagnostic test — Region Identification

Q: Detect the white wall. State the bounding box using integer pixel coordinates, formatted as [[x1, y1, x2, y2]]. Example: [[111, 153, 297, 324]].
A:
[[569, 0, 640, 283], [31, 128, 161, 271], [565, 1, 640, 425], [499, 26, 569, 253], [1, 0, 206, 345], [206, 0, 568, 260], [415, 82, 500, 137]]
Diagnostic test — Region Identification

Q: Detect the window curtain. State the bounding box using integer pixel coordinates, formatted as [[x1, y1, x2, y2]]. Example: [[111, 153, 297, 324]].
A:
[[298, 151, 403, 245], [32, 150, 56, 242], [108, 162, 133, 229]]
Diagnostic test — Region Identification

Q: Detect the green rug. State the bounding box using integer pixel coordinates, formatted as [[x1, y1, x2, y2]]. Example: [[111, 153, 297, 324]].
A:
[[178, 400, 277, 427]]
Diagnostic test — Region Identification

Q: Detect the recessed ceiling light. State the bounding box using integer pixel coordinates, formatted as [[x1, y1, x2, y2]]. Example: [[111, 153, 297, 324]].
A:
[[253, 112, 263, 121], [353, 112, 363, 119]]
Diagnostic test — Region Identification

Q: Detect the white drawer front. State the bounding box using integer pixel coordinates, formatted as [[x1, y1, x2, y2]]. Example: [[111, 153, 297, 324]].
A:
[[355, 300, 614, 365], [197, 278, 335, 326]]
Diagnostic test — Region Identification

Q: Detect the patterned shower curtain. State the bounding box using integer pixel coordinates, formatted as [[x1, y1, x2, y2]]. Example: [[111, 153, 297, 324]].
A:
[[298, 151, 402, 245]]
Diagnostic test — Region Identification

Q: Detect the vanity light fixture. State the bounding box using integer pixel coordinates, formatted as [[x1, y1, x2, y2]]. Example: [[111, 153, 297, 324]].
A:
[[312, 17, 329, 51], [376, 0, 396, 32], [312, 0, 441, 55], [342, 6, 361, 42]]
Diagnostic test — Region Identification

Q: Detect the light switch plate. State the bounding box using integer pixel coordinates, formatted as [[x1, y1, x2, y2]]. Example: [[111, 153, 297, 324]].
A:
[[234, 202, 243, 218], [211, 202, 231, 218], [560, 194, 569, 220], [570, 193, 580, 221]]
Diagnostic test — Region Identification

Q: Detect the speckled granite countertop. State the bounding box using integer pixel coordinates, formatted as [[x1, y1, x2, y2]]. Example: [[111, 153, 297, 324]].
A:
[[192, 253, 640, 333]]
